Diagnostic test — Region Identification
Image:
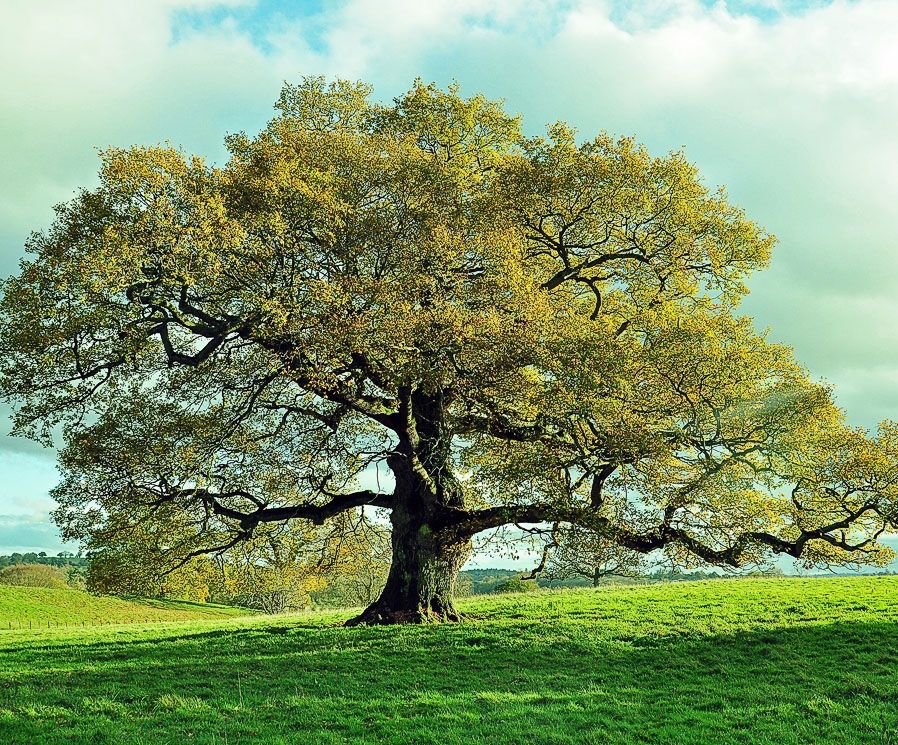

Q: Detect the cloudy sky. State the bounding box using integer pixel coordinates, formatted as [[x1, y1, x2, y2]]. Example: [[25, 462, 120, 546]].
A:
[[0, 0, 896, 554]]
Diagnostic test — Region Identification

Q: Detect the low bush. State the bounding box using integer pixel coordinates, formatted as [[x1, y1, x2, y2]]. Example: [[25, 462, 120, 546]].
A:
[[0, 563, 70, 589]]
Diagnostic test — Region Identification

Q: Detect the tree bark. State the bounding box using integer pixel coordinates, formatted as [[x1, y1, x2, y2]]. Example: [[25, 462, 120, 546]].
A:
[[345, 507, 470, 625], [345, 390, 471, 625]]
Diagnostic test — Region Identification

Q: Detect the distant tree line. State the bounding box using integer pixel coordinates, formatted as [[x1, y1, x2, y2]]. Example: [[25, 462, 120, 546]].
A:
[[0, 551, 87, 569], [461, 565, 788, 595]]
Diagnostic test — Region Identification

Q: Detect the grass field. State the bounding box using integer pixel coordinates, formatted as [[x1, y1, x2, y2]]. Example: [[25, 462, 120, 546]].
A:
[[2, 577, 898, 744], [0, 585, 250, 627]]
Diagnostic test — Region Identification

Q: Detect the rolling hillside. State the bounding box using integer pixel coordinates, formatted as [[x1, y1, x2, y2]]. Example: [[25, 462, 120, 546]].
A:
[[2, 577, 898, 743], [0, 585, 251, 627]]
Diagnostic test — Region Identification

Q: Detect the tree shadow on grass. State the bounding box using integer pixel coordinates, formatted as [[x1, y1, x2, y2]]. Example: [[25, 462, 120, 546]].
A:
[[2, 620, 898, 744], [135, 597, 250, 613]]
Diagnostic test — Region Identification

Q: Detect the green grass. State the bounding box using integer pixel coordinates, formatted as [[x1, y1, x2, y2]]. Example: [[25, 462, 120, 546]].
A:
[[0, 585, 250, 627], [3, 577, 898, 743]]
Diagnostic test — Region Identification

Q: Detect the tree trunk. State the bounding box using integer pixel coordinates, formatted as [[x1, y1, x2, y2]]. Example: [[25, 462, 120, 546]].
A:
[[346, 389, 470, 626], [346, 508, 470, 626]]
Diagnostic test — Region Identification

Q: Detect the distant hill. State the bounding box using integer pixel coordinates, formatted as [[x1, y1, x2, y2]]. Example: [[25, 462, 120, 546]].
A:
[[0, 585, 252, 628]]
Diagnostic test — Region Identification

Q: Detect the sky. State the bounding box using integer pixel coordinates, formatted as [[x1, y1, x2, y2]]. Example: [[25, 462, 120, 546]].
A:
[[0, 0, 896, 555]]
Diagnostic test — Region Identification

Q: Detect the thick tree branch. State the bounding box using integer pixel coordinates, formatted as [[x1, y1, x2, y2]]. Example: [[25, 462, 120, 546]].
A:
[[441, 500, 887, 567], [158, 486, 395, 531]]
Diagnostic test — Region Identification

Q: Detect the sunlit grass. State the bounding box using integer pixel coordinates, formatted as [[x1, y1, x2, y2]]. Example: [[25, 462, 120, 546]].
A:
[[0, 585, 250, 628], [2, 577, 898, 744]]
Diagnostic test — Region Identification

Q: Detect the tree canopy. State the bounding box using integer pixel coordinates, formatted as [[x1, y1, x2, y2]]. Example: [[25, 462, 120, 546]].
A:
[[3, 77, 897, 624]]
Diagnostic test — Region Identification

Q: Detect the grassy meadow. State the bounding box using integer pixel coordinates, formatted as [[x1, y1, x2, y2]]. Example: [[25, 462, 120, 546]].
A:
[[0, 585, 250, 628], [2, 577, 898, 744]]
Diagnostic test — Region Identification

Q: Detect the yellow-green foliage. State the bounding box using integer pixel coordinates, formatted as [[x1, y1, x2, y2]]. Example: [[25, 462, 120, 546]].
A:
[[3, 76, 898, 614]]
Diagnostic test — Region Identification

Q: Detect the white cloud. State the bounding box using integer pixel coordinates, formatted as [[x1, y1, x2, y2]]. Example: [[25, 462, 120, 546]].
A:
[[0, 450, 59, 516], [0, 1, 291, 272]]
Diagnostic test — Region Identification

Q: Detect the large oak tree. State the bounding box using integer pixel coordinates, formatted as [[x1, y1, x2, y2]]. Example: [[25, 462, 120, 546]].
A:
[[3, 78, 898, 624]]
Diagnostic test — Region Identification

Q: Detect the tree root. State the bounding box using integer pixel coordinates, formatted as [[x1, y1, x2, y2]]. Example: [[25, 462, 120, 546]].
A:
[[345, 601, 463, 626]]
